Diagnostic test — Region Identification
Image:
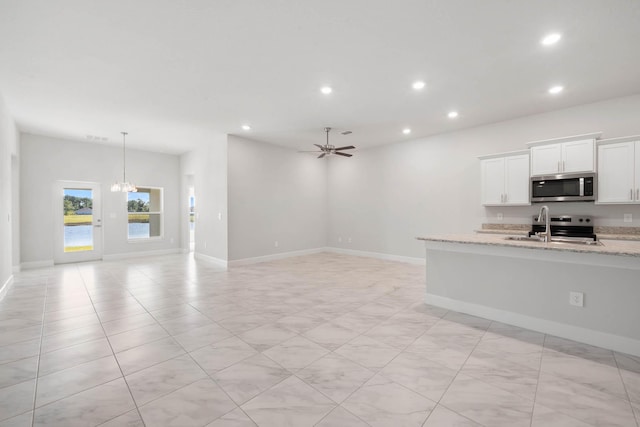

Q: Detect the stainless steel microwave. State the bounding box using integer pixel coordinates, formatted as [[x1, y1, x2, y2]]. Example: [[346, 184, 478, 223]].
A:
[[531, 172, 596, 202]]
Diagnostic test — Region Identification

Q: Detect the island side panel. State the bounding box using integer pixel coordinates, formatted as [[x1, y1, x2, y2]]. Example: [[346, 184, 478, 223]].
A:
[[424, 245, 640, 356]]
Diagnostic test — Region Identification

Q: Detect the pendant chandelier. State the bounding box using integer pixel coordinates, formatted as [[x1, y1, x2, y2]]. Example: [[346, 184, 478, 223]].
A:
[[110, 131, 137, 192]]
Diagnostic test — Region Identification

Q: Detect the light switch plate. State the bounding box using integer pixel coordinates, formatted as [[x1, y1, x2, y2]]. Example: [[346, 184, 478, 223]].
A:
[[497, 213, 503, 220], [624, 213, 632, 223]]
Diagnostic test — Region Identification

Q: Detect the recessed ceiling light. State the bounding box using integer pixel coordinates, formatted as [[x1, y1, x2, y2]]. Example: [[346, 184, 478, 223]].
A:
[[412, 81, 425, 90], [320, 86, 332, 95], [448, 111, 459, 119], [541, 33, 562, 46], [548, 85, 564, 94], [402, 128, 411, 135], [241, 124, 251, 131]]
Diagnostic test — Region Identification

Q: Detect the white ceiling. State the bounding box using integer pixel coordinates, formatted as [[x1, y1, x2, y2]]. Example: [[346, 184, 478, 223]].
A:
[[1, 0, 640, 154]]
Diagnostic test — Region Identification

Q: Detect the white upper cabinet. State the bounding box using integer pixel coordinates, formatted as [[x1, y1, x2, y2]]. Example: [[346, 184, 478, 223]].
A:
[[480, 152, 530, 206], [597, 138, 640, 204], [530, 138, 595, 176]]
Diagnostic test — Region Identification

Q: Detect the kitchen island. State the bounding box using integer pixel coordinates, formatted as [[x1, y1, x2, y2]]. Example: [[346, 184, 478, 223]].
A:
[[418, 234, 640, 357]]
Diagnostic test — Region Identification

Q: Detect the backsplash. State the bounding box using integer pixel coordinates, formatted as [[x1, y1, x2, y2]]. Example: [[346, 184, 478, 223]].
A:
[[482, 202, 640, 227]]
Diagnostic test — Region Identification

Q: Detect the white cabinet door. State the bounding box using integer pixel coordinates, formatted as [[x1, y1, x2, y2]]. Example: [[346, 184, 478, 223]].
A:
[[531, 144, 562, 175], [481, 157, 505, 205], [504, 154, 530, 204], [531, 139, 595, 175], [481, 154, 530, 206], [562, 139, 594, 173], [597, 142, 635, 203]]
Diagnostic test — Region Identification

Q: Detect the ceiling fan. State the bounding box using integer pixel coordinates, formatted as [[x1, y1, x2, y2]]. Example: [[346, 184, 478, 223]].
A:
[[299, 127, 355, 158]]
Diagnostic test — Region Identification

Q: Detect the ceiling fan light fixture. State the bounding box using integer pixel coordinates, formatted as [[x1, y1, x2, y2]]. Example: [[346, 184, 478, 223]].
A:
[[320, 86, 333, 95], [298, 127, 356, 159], [412, 81, 426, 90]]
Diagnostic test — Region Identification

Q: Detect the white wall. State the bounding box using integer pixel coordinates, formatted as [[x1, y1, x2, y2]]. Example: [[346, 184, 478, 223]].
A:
[[227, 135, 327, 261], [180, 133, 228, 264], [20, 133, 181, 264], [0, 92, 17, 288], [328, 94, 640, 259]]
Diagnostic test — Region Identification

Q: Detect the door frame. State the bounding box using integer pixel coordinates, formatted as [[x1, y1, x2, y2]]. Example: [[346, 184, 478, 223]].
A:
[[53, 181, 103, 264]]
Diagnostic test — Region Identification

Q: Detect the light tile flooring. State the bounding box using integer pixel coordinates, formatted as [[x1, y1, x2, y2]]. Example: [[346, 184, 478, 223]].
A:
[[0, 252, 639, 426]]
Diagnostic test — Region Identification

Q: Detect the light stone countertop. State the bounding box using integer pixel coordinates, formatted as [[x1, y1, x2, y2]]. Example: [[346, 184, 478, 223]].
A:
[[477, 224, 640, 241], [418, 233, 640, 258]]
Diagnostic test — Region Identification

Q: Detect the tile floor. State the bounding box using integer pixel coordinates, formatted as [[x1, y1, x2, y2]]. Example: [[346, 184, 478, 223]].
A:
[[0, 252, 639, 426]]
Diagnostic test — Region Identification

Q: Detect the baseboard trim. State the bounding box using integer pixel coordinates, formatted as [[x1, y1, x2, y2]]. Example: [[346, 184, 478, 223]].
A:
[[425, 294, 640, 358], [228, 247, 326, 267], [102, 248, 181, 261], [20, 260, 54, 270], [326, 247, 425, 265], [0, 275, 13, 301], [194, 252, 228, 269]]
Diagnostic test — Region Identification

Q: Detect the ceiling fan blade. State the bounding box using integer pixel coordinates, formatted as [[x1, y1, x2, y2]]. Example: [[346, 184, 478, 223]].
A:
[[298, 150, 322, 153], [314, 144, 325, 150], [334, 146, 355, 151], [318, 153, 326, 159], [334, 152, 353, 157]]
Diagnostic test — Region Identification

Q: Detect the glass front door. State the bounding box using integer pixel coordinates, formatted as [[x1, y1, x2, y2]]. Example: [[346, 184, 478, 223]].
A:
[[54, 182, 102, 263]]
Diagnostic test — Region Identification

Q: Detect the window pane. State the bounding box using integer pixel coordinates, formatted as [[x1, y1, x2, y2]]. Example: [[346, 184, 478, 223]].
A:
[[128, 190, 150, 213], [63, 188, 94, 252], [128, 213, 162, 239], [128, 187, 162, 239]]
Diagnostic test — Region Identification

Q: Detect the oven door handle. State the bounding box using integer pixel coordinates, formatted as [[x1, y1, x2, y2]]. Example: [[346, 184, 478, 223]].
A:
[[579, 178, 584, 197]]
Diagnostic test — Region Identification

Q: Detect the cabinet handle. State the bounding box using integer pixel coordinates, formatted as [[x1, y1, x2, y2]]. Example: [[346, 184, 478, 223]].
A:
[[557, 161, 561, 172], [504, 194, 508, 203], [500, 194, 504, 203], [631, 189, 634, 200], [637, 188, 639, 200], [563, 161, 566, 172]]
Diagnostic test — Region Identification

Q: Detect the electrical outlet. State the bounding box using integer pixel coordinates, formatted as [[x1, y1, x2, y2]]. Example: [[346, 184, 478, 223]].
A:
[[497, 213, 503, 221], [569, 291, 584, 307], [218, 212, 222, 220], [274, 241, 279, 248], [624, 213, 632, 223]]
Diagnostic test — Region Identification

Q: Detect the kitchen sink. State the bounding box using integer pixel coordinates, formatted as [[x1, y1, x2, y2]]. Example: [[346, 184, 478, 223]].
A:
[[504, 235, 544, 242], [504, 235, 603, 246]]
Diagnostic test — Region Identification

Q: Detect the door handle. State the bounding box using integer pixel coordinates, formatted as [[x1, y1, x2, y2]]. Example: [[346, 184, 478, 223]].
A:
[[94, 224, 102, 228]]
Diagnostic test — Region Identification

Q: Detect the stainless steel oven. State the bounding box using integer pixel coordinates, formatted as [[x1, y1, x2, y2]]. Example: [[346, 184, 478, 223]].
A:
[[530, 172, 596, 202]]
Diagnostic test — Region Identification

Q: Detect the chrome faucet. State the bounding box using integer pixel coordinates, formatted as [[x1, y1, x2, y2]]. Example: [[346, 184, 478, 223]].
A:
[[536, 205, 551, 242]]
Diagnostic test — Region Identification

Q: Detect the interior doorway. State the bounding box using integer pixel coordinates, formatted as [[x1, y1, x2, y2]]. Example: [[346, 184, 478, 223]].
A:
[[54, 181, 103, 264]]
